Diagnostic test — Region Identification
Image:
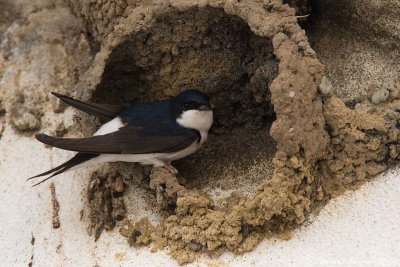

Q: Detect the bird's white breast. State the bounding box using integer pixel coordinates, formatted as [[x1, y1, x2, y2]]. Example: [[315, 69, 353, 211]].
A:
[[82, 139, 202, 167]]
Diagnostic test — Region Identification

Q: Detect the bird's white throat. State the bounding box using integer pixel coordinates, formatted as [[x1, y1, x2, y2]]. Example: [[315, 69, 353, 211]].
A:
[[176, 109, 213, 133]]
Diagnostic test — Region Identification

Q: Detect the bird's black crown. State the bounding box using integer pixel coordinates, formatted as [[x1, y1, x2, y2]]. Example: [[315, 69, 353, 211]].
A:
[[172, 90, 211, 116]]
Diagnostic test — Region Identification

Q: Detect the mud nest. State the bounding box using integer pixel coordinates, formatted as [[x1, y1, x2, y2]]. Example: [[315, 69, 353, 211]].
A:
[[65, 0, 357, 264]]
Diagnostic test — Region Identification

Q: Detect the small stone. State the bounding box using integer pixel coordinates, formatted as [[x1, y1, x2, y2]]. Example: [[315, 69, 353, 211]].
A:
[[386, 81, 398, 99], [289, 156, 300, 168], [389, 144, 399, 159], [107, 3, 116, 19], [277, 231, 292, 241], [331, 137, 342, 145], [0, 122, 4, 138], [116, 5, 123, 15], [159, 64, 172, 77], [389, 90, 398, 99], [366, 162, 386, 176], [318, 76, 333, 95], [55, 122, 66, 137], [366, 137, 381, 151], [171, 44, 179, 56], [11, 112, 40, 131], [298, 41, 308, 51], [186, 242, 202, 251], [112, 199, 126, 221], [129, 229, 142, 245], [304, 47, 316, 57], [272, 32, 288, 50], [386, 81, 396, 91], [328, 159, 344, 172], [316, 186, 324, 200], [371, 88, 389, 104], [114, 175, 125, 193]]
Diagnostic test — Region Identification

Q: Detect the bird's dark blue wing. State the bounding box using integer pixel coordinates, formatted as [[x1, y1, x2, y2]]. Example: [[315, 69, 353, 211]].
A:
[[118, 99, 172, 123], [116, 121, 199, 154], [35, 117, 199, 154]]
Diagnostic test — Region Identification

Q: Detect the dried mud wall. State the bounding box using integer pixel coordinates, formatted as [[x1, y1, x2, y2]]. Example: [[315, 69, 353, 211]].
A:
[[306, 0, 400, 102], [1, 0, 400, 265], [306, 0, 400, 196]]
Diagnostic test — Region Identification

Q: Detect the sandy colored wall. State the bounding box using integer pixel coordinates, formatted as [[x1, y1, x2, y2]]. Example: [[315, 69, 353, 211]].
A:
[[0, 0, 399, 265]]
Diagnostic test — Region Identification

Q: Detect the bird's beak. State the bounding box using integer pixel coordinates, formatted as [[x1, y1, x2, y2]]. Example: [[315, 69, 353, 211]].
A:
[[198, 104, 211, 111]]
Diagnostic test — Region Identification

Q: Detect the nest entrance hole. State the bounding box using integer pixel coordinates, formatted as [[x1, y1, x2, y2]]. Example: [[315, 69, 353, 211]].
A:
[[91, 6, 279, 195]]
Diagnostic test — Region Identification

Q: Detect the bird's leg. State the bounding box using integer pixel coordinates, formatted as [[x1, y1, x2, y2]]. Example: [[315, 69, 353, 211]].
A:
[[163, 162, 178, 175], [149, 159, 178, 175]]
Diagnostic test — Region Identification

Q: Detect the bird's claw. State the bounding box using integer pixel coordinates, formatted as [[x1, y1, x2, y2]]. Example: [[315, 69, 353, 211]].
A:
[[164, 163, 178, 175]]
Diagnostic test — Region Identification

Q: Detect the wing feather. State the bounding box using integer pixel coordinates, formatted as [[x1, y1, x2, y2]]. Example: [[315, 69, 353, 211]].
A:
[[36, 125, 199, 154], [36, 134, 121, 154], [117, 125, 199, 154], [52, 92, 125, 119]]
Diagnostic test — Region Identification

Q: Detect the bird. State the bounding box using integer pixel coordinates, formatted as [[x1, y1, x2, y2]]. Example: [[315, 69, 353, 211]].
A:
[[28, 90, 213, 186]]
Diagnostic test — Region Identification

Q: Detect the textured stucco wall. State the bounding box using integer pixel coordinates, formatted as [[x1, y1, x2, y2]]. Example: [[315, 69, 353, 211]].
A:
[[1, 0, 400, 265]]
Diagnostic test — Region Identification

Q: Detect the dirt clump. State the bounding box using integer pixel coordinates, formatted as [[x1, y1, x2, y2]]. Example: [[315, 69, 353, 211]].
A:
[[119, 217, 156, 247], [86, 170, 127, 240], [149, 168, 186, 208], [321, 95, 400, 197]]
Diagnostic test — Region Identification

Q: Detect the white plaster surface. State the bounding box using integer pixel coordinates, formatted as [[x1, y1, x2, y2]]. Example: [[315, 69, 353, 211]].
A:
[[1, 125, 400, 266]]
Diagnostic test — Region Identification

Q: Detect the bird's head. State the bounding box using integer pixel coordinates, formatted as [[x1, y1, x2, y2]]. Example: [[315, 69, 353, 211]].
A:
[[173, 90, 213, 132]]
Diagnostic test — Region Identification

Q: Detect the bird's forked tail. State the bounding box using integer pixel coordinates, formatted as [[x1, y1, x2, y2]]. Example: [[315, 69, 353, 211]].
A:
[[27, 153, 98, 187]]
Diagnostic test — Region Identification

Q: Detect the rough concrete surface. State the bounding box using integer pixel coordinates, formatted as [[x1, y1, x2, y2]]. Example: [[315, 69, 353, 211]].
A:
[[1, 0, 400, 265]]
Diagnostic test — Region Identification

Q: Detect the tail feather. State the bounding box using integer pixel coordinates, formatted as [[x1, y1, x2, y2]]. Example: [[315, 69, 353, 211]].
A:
[[27, 156, 73, 180], [51, 92, 125, 119], [27, 153, 98, 187]]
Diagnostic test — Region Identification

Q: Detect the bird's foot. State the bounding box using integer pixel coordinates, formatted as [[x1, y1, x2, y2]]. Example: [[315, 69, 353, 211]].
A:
[[149, 159, 178, 176], [163, 163, 178, 175], [149, 167, 185, 208]]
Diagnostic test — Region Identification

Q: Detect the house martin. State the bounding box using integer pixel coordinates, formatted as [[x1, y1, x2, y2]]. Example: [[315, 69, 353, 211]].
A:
[[28, 90, 213, 186]]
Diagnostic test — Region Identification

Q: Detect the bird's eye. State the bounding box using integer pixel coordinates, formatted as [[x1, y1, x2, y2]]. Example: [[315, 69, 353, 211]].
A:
[[183, 103, 190, 109]]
